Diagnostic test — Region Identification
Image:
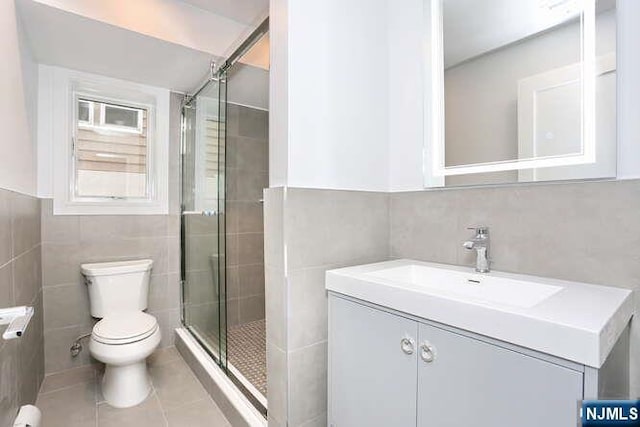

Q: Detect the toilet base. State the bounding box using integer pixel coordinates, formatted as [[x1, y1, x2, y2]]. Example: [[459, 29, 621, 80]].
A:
[[102, 361, 151, 408]]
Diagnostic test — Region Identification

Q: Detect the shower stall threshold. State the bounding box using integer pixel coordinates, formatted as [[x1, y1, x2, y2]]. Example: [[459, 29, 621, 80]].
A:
[[229, 361, 268, 409], [175, 328, 267, 427]]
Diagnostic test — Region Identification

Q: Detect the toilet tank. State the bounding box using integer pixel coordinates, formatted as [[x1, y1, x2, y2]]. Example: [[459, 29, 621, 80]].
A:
[[81, 259, 154, 318]]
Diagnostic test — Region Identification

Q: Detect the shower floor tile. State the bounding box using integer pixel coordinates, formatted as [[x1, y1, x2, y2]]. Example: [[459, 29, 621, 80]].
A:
[[35, 347, 231, 427], [227, 319, 267, 398]]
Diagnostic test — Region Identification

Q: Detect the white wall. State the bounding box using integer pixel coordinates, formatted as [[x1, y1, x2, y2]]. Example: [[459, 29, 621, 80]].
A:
[[388, 0, 426, 192], [0, 1, 39, 196], [617, 0, 640, 180], [270, 0, 390, 191], [271, 0, 640, 192], [389, 0, 640, 191]]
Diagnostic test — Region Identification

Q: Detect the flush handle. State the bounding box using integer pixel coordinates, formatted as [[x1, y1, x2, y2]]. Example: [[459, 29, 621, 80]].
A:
[[400, 337, 415, 355], [420, 340, 436, 363]]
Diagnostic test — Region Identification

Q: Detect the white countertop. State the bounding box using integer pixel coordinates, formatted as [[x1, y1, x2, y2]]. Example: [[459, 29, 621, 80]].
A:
[[326, 259, 634, 368]]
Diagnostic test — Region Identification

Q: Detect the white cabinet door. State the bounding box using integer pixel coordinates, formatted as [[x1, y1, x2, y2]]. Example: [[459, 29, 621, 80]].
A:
[[416, 323, 583, 427], [329, 297, 419, 427]]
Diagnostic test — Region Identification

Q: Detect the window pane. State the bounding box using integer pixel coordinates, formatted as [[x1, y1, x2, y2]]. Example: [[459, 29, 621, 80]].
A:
[[78, 101, 91, 123], [104, 105, 140, 129], [75, 99, 148, 199]]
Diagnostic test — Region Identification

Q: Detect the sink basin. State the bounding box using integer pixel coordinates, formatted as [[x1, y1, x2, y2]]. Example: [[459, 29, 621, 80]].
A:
[[366, 264, 563, 309], [325, 259, 633, 367]]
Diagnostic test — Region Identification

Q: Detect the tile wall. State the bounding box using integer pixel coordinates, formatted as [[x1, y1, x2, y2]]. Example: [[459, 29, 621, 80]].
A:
[[225, 103, 269, 327], [264, 179, 640, 426], [40, 202, 181, 373], [390, 179, 640, 395], [264, 188, 389, 427], [182, 214, 219, 339], [40, 92, 183, 374], [0, 189, 43, 426]]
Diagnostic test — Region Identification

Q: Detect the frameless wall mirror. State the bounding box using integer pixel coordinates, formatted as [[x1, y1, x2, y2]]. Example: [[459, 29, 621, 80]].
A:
[[424, 0, 617, 187]]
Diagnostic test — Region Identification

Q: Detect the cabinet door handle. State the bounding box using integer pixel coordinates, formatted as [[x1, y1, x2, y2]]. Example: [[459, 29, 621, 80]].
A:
[[400, 337, 415, 355], [420, 341, 436, 363]]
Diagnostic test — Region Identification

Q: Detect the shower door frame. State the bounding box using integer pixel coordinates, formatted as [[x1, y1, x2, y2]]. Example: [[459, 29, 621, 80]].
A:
[[179, 75, 228, 370], [179, 17, 270, 418]]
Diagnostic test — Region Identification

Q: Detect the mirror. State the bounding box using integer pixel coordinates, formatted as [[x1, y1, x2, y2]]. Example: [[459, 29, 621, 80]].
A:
[[425, 0, 617, 187]]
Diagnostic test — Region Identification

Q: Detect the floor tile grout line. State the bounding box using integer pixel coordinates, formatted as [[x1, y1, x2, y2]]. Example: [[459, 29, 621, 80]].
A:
[[35, 347, 232, 426], [38, 381, 96, 397], [155, 356, 216, 415], [156, 393, 170, 427]]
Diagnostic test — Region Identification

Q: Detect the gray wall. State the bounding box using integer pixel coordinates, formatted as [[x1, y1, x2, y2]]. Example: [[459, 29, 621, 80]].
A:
[[226, 103, 269, 327], [390, 179, 640, 395], [40, 203, 181, 373], [227, 64, 269, 111], [264, 179, 640, 426], [264, 187, 389, 427], [0, 190, 43, 426], [40, 92, 183, 374], [38, 97, 268, 375]]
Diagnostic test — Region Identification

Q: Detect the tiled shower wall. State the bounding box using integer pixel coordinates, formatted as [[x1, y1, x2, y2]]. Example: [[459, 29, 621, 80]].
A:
[[40, 92, 183, 374], [225, 103, 268, 327], [264, 179, 640, 427], [0, 190, 43, 427]]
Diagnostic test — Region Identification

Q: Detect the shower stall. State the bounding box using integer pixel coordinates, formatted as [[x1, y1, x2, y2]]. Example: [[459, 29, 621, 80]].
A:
[[180, 20, 269, 415]]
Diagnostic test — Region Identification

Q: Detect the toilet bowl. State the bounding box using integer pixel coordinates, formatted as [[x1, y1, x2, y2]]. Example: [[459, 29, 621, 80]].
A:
[[89, 311, 161, 408], [81, 259, 160, 408]]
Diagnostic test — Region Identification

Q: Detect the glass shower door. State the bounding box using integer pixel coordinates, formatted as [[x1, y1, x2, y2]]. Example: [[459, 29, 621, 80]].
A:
[[180, 19, 269, 415], [181, 77, 228, 370]]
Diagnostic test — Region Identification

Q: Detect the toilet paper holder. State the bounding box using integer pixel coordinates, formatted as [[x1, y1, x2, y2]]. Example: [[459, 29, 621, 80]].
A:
[[0, 306, 34, 340]]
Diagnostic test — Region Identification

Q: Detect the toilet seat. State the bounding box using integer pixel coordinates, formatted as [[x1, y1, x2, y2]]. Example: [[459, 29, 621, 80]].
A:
[[93, 312, 158, 345]]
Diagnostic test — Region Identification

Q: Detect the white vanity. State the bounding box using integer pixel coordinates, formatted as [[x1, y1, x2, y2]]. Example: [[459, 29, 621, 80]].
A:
[[326, 260, 633, 427]]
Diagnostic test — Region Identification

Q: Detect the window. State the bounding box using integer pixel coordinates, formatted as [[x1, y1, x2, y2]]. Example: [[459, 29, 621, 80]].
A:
[[100, 103, 144, 133], [78, 100, 93, 125], [41, 66, 169, 215], [74, 98, 149, 199]]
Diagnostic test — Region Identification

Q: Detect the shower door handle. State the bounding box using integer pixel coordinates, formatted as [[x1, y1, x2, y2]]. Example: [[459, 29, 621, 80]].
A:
[[182, 210, 218, 216]]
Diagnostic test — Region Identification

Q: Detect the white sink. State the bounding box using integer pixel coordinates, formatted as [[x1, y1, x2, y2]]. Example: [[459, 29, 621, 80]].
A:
[[326, 259, 633, 368], [366, 264, 563, 309]]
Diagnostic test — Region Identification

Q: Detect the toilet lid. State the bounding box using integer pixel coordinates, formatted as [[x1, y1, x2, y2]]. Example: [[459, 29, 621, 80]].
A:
[[93, 312, 158, 344]]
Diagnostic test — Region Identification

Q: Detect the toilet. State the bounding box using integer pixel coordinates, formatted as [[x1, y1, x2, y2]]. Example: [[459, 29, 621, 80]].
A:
[[81, 259, 161, 408]]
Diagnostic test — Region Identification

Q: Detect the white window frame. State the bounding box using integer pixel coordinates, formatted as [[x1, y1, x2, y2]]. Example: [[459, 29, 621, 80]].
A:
[[98, 102, 145, 134], [72, 92, 154, 201], [40, 66, 169, 215]]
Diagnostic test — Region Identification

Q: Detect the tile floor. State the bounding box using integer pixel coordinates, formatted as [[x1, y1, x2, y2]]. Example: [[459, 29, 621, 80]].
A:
[[228, 319, 266, 397], [36, 347, 231, 427]]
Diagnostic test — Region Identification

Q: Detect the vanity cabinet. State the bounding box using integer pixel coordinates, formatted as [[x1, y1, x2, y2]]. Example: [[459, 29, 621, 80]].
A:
[[328, 295, 583, 427], [329, 294, 419, 426], [416, 322, 582, 427]]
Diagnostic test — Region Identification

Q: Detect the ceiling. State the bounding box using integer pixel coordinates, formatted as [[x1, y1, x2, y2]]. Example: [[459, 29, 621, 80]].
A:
[[239, 33, 270, 70], [18, 0, 216, 92], [17, 0, 270, 93], [177, 0, 268, 25]]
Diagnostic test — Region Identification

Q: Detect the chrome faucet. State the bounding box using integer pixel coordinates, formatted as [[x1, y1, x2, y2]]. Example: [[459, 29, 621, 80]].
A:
[[463, 226, 490, 273]]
